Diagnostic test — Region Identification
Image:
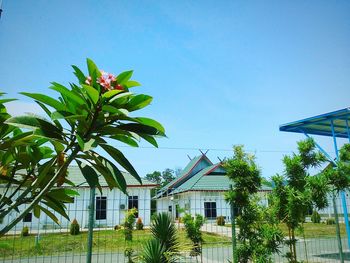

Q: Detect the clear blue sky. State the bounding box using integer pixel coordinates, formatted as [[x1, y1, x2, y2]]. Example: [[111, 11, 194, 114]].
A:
[[0, 0, 349, 178]]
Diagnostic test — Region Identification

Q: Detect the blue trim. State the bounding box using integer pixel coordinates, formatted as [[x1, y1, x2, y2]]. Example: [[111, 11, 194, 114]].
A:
[[331, 120, 350, 250], [280, 107, 350, 138]]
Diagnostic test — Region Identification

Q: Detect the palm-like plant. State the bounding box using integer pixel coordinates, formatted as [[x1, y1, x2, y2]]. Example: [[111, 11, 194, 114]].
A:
[[139, 239, 166, 263], [140, 212, 179, 262]]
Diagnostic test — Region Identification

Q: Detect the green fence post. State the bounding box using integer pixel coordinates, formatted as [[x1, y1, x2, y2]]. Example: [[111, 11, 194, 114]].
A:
[[87, 187, 95, 263], [230, 185, 237, 263]]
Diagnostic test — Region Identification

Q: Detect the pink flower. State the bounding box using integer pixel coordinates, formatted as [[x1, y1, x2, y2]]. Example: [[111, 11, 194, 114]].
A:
[[85, 76, 92, 85], [97, 70, 120, 92]]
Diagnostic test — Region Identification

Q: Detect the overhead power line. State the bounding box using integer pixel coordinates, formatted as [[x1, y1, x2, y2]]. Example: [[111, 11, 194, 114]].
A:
[[113, 145, 297, 153]]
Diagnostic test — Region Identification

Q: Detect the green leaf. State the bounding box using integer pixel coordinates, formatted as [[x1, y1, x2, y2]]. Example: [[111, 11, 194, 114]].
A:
[[47, 189, 78, 203], [125, 80, 141, 88], [135, 117, 165, 134], [0, 98, 17, 104], [33, 205, 41, 218], [72, 65, 86, 84], [77, 160, 100, 188], [39, 205, 60, 225], [5, 115, 63, 140], [109, 92, 133, 103], [102, 89, 124, 99], [102, 105, 129, 116], [82, 84, 99, 104], [42, 197, 69, 221], [51, 111, 86, 121], [20, 92, 66, 111], [110, 134, 139, 147], [117, 70, 133, 84], [118, 123, 161, 136], [127, 94, 153, 111], [89, 155, 119, 189], [92, 154, 127, 193], [87, 58, 101, 78], [35, 101, 63, 131], [50, 82, 86, 105], [100, 144, 142, 185], [139, 134, 158, 148]]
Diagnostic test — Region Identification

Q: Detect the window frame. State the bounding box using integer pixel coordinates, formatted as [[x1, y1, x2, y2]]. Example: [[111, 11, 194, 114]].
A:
[[95, 196, 107, 220]]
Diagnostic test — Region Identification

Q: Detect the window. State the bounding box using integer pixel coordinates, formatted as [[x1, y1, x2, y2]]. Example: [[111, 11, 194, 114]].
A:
[[168, 205, 172, 212], [204, 202, 217, 219], [23, 212, 32, 222], [96, 196, 107, 220], [128, 196, 138, 217]]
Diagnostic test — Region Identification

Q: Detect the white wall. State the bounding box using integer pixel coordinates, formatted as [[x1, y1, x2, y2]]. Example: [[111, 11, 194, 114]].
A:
[[0, 186, 153, 232], [156, 190, 270, 221]]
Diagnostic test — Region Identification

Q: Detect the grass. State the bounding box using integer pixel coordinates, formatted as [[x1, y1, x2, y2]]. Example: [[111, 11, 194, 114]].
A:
[[0, 229, 230, 259], [226, 222, 346, 239], [278, 222, 347, 239]]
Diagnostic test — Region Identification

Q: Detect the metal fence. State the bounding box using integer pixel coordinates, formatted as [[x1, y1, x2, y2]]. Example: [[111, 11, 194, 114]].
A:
[[1, 187, 350, 263]]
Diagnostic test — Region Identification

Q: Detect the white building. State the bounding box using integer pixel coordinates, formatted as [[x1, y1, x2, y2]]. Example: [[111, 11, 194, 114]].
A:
[[155, 154, 271, 221], [0, 166, 157, 231]]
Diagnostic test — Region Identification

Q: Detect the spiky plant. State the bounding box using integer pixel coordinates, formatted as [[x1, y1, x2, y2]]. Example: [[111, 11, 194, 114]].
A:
[[139, 239, 166, 263], [150, 212, 178, 254]]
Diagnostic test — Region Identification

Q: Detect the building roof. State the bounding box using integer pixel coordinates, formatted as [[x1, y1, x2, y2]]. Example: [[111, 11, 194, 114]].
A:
[[155, 154, 272, 198], [67, 166, 156, 188], [279, 107, 350, 138]]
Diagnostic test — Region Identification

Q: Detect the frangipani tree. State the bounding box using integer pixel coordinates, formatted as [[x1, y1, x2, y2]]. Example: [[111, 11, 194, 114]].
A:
[[0, 59, 165, 236]]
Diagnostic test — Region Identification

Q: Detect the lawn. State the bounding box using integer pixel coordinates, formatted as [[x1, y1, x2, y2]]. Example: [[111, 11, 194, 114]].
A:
[[0, 229, 230, 259], [225, 222, 346, 239], [278, 222, 347, 239]]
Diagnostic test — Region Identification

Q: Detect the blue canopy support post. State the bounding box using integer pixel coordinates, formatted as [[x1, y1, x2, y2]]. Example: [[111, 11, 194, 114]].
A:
[[304, 131, 345, 261], [302, 132, 336, 165], [331, 120, 350, 251], [280, 107, 350, 260]]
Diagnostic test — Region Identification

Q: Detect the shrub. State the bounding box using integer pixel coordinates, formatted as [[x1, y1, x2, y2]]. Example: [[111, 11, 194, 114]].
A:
[[326, 218, 335, 225], [114, 225, 121, 230], [216, 216, 225, 226], [124, 247, 135, 263], [21, 226, 29, 237], [311, 210, 321, 223], [70, 219, 80, 235], [124, 208, 137, 241], [136, 217, 144, 230], [183, 213, 204, 257]]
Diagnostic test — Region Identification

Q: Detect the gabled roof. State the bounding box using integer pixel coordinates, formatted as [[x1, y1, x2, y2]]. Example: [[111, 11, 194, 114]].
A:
[[67, 166, 156, 188], [156, 155, 212, 197], [173, 164, 228, 194], [155, 155, 273, 198]]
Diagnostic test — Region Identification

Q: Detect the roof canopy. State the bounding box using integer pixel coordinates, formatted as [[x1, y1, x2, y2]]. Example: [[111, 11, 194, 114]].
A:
[[279, 107, 350, 138]]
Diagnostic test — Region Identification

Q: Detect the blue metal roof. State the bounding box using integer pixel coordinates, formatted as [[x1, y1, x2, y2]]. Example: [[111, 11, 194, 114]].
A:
[[279, 107, 350, 138]]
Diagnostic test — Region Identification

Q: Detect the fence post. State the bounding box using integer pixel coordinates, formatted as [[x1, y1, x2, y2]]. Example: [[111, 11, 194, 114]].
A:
[[332, 193, 344, 263], [86, 187, 96, 263], [230, 185, 237, 263]]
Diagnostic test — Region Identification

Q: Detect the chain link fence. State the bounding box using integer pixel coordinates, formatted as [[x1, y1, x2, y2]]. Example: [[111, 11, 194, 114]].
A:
[[1, 187, 350, 262]]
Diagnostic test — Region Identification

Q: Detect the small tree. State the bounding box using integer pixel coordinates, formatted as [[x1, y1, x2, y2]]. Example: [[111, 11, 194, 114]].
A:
[[124, 208, 137, 241], [21, 226, 29, 237], [270, 138, 328, 263], [311, 210, 321, 223], [224, 145, 283, 263], [183, 213, 204, 257]]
